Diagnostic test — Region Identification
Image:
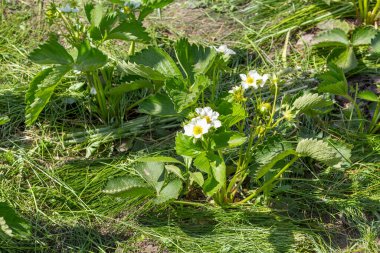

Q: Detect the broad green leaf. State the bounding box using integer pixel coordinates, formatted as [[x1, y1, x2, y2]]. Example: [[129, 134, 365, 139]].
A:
[[74, 41, 108, 72], [90, 4, 104, 27], [189, 172, 204, 186], [203, 176, 220, 197], [370, 33, 380, 53], [218, 102, 247, 127], [154, 178, 182, 204], [89, 12, 118, 41], [327, 46, 357, 72], [209, 153, 226, 185], [165, 165, 185, 180], [25, 65, 71, 126], [194, 153, 211, 174], [138, 93, 178, 116], [174, 38, 217, 82], [317, 19, 351, 34], [29, 37, 74, 65], [318, 64, 348, 96], [103, 176, 149, 194], [292, 93, 333, 115], [175, 132, 204, 157], [165, 75, 210, 112], [313, 28, 349, 48], [352, 26, 377, 46], [137, 156, 183, 164], [296, 138, 341, 166], [211, 131, 247, 149], [123, 46, 181, 79], [108, 79, 152, 96], [254, 138, 293, 166], [0, 202, 31, 239], [358, 90, 379, 102], [107, 20, 151, 43], [143, 0, 174, 8], [135, 162, 166, 193], [0, 116, 10, 125], [84, 3, 95, 23], [255, 149, 297, 180]]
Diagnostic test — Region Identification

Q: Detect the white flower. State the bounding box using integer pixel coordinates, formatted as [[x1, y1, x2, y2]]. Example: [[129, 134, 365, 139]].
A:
[[215, 45, 236, 56], [228, 85, 242, 94], [73, 69, 81, 75], [184, 118, 211, 139], [195, 107, 221, 129], [240, 70, 261, 90], [60, 3, 79, 13], [90, 87, 97, 95], [257, 73, 269, 88]]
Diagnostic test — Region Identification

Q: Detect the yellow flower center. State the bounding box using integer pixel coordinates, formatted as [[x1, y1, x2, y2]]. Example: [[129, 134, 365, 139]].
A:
[[246, 76, 254, 84], [204, 116, 212, 124], [124, 6, 131, 13], [193, 125, 203, 135]]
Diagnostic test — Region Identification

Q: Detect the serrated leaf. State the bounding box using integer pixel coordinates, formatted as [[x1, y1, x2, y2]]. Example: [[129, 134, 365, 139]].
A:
[[74, 41, 108, 72], [89, 12, 118, 41], [358, 90, 379, 102], [327, 46, 357, 73], [108, 79, 153, 96], [103, 176, 150, 194], [194, 153, 211, 174], [90, 4, 104, 27], [318, 64, 348, 96], [165, 165, 185, 180], [0, 202, 31, 239], [165, 75, 210, 112], [189, 172, 204, 186], [154, 178, 182, 204], [292, 93, 333, 115], [317, 19, 351, 34], [218, 102, 247, 127], [138, 93, 178, 116], [211, 131, 247, 149], [107, 20, 151, 43], [25, 65, 71, 126], [143, 0, 174, 8], [352, 26, 377, 46], [174, 38, 217, 82], [296, 138, 341, 166], [135, 162, 165, 192], [313, 28, 349, 48], [123, 46, 181, 79], [371, 33, 380, 53], [256, 149, 297, 180], [29, 37, 74, 65], [175, 132, 204, 157]]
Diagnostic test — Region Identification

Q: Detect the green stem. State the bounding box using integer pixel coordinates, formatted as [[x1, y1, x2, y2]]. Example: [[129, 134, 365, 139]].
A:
[[173, 200, 206, 207], [370, 0, 380, 24], [237, 156, 299, 204]]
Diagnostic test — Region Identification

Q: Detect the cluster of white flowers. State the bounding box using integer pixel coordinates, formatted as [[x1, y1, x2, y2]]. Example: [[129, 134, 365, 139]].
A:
[[240, 70, 269, 90], [60, 3, 79, 13], [184, 107, 221, 139]]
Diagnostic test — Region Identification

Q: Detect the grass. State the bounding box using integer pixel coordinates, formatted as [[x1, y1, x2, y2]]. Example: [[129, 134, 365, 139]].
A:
[[1, 0, 379, 252]]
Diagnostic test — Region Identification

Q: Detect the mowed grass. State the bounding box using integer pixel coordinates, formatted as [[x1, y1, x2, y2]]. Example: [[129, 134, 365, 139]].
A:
[[1, 0, 379, 252]]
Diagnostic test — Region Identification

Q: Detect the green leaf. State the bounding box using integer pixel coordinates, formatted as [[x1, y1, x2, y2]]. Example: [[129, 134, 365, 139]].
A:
[[0, 116, 10, 125], [89, 12, 118, 41], [256, 149, 297, 180], [189, 172, 204, 186], [318, 64, 348, 96], [165, 75, 210, 112], [174, 38, 217, 82], [122, 46, 181, 79], [317, 19, 351, 34], [313, 28, 349, 48], [137, 156, 184, 165], [74, 41, 108, 72], [292, 93, 333, 115], [29, 37, 74, 65], [138, 93, 178, 116], [143, 0, 174, 8], [107, 20, 151, 43], [25, 65, 71, 126], [209, 154, 226, 184], [154, 178, 182, 204], [108, 79, 152, 96], [89, 4, 104, 27], [296, 138, 341, 166], [352, 26, 377, 46], [218, 102, 247, 127], [327, 46, 357, 73], [358, 90, 379, 102], [103, 176, 150, 194], [211, 131, 247, 149], [0, 202, 31, 239], [370, 32, 380, 53], [135, 162, 165, 192], [194, 153, 211, 174], [165, 165, 185, 180], [175, 132, 204, 157]]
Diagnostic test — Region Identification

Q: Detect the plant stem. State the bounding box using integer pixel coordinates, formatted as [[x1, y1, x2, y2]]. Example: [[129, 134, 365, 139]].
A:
[[237, 156, 299, 204], [173, 200, 206, 207], [128, 41, 135, 56]]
